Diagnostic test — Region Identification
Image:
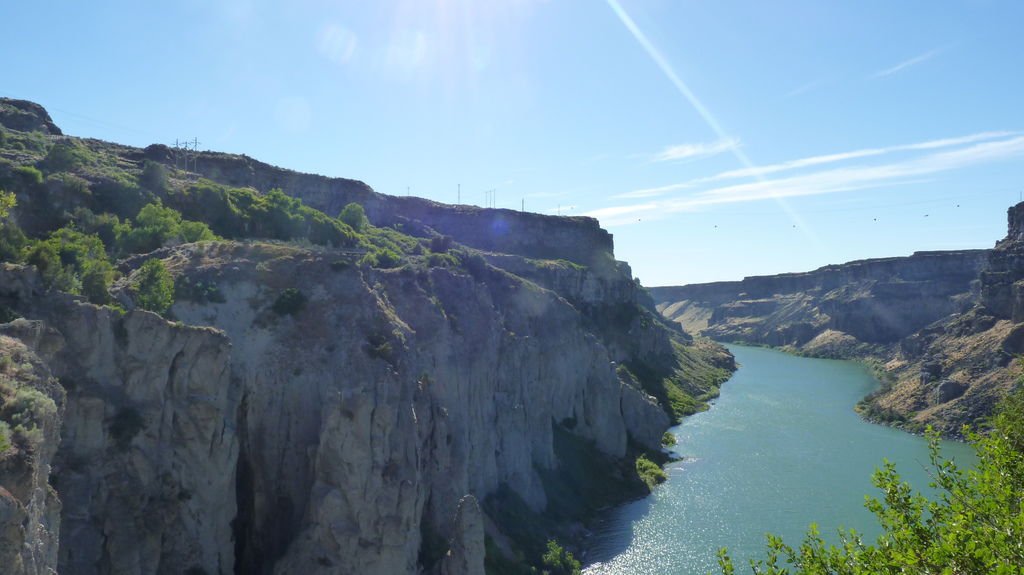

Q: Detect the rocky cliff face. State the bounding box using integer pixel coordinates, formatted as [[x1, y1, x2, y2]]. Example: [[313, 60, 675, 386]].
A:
[[0, 330, 64, 575], [652, 206, 1024, 434], [0, 267, 238, 575], [652, 250, 987, 348], [0, 98, 734, 573], [161, 241, 673, 574], [0, 240, 694, 574]]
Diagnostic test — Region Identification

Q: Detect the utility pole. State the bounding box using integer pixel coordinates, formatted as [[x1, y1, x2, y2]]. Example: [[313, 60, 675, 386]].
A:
[[190, 137, 200, 172], [457, 184, 461, 204], [521, 198, 524, 212]]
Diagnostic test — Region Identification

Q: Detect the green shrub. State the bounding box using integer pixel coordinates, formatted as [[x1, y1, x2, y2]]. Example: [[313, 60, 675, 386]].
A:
[[0, 189, 15, 220], [81, 258, 116, 304], [0, 421, 11, 452], [376, 249, 402, 268], [179, 220, 216, 243], [661, 432, 677, 447], [72, 207, 121, 248], [174, 183, 356, 247], [339, 202, 368, 232], [0, 220, 27, 262], [133, 258, 174, 314], [360, 248, 402, 269], [116, 202, 217, 254], [635, 454, 667, 489], [40, 140, 95, 173], [14, 165, 43, 186], [93, 178, 149, 219], [429, 235, 453, 253], [426, 252, 459, 268], [25, 227, 110, 295], [271, 288, 307, 316], [541, 540, 581, 575], [461, 252, 488, 277], [139, 160, 168, 192], [365, 334, 394, 364], [117, 202, 180, 253], [7, 387, 57, 443]]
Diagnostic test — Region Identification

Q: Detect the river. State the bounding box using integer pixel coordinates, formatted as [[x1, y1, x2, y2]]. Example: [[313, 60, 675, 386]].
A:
[[583, 344, 977, 575]]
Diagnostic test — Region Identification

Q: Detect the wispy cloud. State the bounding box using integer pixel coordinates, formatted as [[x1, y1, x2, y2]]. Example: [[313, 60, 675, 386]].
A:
[[785, 78, 827, 98], [872, 48, 942, 78], [652, 138, 740, 163], [707, 131, 1013, 182], [615, 182, 693, 200], [605, 0, 758, 175], [613, 131, 1015, 199], [592, 133, 1024, 226]]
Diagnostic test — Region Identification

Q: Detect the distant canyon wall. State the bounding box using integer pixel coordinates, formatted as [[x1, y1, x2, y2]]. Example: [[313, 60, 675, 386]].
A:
[[652, 203, 1024, 434]]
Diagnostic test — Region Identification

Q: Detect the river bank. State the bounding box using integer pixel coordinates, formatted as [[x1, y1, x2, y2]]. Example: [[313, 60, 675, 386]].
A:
[[582, 344, 976, 575]]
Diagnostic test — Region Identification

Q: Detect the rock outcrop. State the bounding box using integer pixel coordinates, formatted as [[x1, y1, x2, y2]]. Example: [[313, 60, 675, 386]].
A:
[[0, 268, 239, 575], [0, 333, 64, 575], [0, 100, 61, 136]]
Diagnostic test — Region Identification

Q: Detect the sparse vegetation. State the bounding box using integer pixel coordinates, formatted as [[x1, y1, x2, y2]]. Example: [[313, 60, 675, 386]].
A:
[[635, 454, 667, 489], [360, 247, 402, 269], [271, 288, 306, 316], [40, 139, 96, 173], [175, 276, 226, 304], [339, 202, 368, 231], [139, 160, 168, 192], [661, 431, 677, 447], [365, 334, 394, 363], [116, 202, 217, 254], [0, 420, 11, 452], [25, 227, 114, 301], [6, 386, 57, 447], [541, 540, 581, 575], [133, 258, 174, 314], [14, 165, 43, 186]]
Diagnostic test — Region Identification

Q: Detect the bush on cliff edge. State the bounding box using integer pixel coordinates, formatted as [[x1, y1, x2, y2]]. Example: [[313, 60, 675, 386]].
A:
[[133, 258, 174, 314]]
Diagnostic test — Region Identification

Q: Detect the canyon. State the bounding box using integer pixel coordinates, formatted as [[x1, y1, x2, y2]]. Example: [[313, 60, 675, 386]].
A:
[[652, 203, 1024, 434], [0, 98, 732, 574]]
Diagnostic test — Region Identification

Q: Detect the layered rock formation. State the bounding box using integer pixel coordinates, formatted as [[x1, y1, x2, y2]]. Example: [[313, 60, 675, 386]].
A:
[[0, 268, 238, 574], [0, 98, 733, 573], [652, 205, 1024, 434], [652, 250, 987, 348]]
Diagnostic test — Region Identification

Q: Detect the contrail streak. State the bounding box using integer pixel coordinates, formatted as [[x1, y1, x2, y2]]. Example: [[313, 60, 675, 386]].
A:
[[604, 0, 813, 232]]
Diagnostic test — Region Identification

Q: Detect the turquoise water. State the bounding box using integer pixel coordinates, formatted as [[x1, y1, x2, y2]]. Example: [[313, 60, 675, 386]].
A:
[[583, 345, 977, 575]]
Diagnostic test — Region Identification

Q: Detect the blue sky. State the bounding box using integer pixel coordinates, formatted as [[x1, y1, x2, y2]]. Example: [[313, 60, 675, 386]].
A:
[[4, 0, 1023, 285]]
